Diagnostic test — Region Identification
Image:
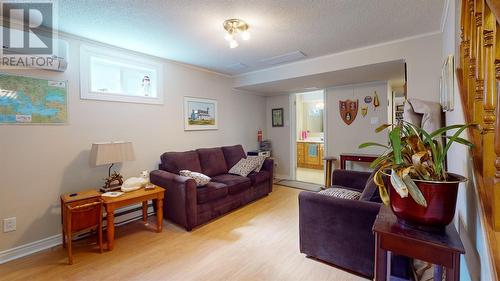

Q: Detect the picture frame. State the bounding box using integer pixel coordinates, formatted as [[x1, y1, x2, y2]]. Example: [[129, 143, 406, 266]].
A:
[[272, 108, 284, 127], [184, 97, 218, 131], [440, 54, 454, 112]]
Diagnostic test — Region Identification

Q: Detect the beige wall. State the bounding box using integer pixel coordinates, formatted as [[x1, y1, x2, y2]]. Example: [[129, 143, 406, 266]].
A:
[[442, 0, 493, 280], [234, 33, 442, 103], [265, 94, 290, 178], [326, 82, 388, 170], [0, 35, 266, 251]]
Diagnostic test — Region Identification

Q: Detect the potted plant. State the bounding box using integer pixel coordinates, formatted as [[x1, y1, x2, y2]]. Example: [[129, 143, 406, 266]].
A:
[[359, 122, 476, 230]]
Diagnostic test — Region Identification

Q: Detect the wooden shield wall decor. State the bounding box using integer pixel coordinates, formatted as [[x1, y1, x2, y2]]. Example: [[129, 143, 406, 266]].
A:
[[339, 99, 358, 125]]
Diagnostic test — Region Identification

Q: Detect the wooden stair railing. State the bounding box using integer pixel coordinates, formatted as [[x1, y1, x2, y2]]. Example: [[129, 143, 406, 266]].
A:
[[459, 0, 500, 279]]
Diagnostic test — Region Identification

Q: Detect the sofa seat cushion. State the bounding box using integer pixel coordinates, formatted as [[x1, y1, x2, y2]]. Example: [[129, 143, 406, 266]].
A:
[[212, 174, 251, 195], [197, 148, 229, 177], [247, 171, 271, 185], [222, 145, 246, 169], [318, 187, 361, 200], [160, 151, 202, 174], [196, 181, 228, 204]]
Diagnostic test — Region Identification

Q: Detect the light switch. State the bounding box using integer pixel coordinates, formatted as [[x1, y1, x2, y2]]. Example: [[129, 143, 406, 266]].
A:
[[370, 117, 379, 125]]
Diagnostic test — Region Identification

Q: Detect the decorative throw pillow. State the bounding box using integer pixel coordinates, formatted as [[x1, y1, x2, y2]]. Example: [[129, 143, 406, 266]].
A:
[[318, 187, 361, 200], [247, 156, 267, 172], [228, 158, 259, 177], [179, 170, 211, 187]]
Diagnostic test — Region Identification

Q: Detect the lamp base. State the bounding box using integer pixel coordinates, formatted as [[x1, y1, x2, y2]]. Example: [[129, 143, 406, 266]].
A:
[[100, 171, 123, 193]]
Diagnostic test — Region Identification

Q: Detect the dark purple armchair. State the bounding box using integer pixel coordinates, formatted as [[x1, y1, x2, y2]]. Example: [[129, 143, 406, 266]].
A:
[[299, 169, 381, 278]]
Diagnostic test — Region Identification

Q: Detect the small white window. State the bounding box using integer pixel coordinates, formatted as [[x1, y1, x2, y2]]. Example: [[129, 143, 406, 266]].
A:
[[80, 45, 163, 104]]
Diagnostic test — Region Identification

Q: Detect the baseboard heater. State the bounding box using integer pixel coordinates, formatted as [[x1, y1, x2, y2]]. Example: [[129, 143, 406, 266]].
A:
[[73, 202, 155, 241]]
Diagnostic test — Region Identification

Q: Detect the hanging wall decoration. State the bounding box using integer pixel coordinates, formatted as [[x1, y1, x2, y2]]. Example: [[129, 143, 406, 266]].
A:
[[361, 105, 368, 117], [339, 99, 358, 125], [373, 91, 380, 110], [364, 96, 372, 104]]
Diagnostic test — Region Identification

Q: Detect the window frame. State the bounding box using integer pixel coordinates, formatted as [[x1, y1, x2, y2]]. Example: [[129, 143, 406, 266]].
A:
[[80, 44, 164, 105]]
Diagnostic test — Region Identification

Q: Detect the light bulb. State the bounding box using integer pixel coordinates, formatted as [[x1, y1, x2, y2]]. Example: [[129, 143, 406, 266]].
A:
[[241, 31, 250, 41], [224, 33, 233, 42], [229, 40, 239, 48]]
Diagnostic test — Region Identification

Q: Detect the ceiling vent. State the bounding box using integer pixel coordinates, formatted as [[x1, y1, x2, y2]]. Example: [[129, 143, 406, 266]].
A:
[[226, 62, 248, 71], [261, 51, 306, 66]]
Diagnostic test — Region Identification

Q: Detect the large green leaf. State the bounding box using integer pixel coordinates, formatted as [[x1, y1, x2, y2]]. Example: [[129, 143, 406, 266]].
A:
[[389, 127, 402, 165], [402, 175, 427, 207], [444, 136, 474, 147], [375, 124, 392, 133], [358, 142, 389, 149], [429, 124, 469, 138]]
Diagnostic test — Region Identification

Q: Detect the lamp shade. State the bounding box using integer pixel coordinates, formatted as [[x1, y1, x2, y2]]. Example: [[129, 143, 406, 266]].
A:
[[89, 141, 135, 166]]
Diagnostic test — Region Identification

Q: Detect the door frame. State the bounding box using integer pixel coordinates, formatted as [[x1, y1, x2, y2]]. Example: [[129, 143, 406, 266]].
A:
[[289, 90, 327, 182]]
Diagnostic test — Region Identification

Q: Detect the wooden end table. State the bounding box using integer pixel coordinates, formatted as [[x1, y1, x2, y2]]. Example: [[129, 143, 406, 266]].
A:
[[60, 189, 103, 264], [373, 206, 465, 281], [339, 153, 378, 169], [101, 185, 165, 251]]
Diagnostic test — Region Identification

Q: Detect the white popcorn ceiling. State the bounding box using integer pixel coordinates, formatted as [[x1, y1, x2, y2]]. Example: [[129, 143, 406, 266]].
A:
[[57, 0, 444, 75]]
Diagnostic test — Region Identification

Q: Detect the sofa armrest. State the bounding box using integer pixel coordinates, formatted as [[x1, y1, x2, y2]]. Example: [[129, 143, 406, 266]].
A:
[[261, 158, 274, 192], [150, 170, 197, 230], [261, 158, 274, 173], [299, 191, 380, 278], [331, 169, 371, 192]]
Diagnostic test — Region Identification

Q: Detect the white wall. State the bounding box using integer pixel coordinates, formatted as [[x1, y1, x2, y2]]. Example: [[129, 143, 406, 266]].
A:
[[265, 94, 291, 178], [326, 82, 388, 169], [442, 1, 494, 280], [235, 32, 442, 103], [0, 35, 266, 251]]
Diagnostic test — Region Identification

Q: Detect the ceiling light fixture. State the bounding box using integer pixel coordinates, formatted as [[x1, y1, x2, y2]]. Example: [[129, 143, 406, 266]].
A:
[[223, 19, 250, 48]]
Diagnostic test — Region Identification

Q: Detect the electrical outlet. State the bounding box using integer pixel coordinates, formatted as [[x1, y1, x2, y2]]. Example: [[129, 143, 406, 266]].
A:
[[274, 162, 278, 167], [3, 217, 16, 232]]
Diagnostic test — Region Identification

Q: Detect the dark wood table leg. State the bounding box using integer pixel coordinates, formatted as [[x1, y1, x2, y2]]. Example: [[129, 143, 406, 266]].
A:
[[156, 197, 163, 232], [445, 254, 460, 281], [142, 201, 148, 223], [374, 233, 387, 281], [106, 205, 115, 251], [340, 156, 346, 169]]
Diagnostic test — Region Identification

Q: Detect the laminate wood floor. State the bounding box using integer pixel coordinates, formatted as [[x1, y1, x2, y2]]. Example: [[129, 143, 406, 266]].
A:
[[0, 185, 366, 281]]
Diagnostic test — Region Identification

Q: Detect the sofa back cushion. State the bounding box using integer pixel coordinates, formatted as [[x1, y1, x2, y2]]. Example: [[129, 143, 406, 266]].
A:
[[160, 151, 202, 174], [196, 147, 228, 177], [221, 145, 246, 169], [359, 170, 382, 203]]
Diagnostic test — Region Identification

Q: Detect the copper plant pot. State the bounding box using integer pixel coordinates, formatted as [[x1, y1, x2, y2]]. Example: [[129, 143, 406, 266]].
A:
[[384, 172, 466, 230]]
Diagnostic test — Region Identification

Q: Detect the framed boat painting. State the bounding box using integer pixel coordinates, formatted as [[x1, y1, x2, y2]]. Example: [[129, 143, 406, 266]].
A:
[[184, 97, 218, 131]]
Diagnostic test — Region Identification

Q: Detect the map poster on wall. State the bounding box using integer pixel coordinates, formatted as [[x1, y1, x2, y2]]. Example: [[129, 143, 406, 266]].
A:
[[0, 73, 68, 124]]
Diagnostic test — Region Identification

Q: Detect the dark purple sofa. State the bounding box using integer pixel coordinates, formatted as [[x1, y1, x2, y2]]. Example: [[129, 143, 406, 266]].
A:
[[150, 145, 273, 231], [299, 169, 381, 278]]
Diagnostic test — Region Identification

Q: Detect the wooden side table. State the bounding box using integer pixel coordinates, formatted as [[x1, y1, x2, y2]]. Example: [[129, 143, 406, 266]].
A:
[[323, 156, 337, 187], [373, 206, 465, 281], [101, 186, 165, 251], [60, 189, 103, 264], [339, 153, 378, 170]]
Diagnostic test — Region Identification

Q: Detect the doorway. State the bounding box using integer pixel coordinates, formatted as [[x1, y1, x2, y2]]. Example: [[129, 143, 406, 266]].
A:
[[294, 90, 325, 185]]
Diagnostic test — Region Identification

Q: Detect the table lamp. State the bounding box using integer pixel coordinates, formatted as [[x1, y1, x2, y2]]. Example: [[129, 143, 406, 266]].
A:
[[90, 141, 135, 193]]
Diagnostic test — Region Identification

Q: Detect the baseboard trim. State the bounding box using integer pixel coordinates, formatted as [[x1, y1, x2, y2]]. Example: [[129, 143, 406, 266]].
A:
[[0, 203, 154, 264], [0, 234, 62, 264]]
